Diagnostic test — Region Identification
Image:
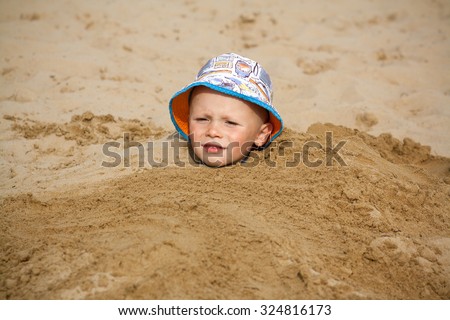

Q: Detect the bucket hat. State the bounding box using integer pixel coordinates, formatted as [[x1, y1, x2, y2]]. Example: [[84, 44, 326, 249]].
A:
[[168, 53, 283, 146]]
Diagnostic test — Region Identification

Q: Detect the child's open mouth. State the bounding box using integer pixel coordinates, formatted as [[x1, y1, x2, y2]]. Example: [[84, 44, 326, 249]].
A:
[[203, 142, 225, 154]]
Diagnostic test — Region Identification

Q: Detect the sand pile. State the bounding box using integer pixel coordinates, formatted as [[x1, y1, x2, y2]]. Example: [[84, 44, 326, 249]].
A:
[[1, 122, 449, 299]]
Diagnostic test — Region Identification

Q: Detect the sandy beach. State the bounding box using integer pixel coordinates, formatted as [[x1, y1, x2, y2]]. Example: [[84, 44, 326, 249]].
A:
[[1, 0, 449, 299]]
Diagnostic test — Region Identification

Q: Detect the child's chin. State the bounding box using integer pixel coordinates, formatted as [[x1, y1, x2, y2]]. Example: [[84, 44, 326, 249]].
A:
[[195, 150, 245, 167], [201, 155, 242, 167], [202, 158, 228, 167]]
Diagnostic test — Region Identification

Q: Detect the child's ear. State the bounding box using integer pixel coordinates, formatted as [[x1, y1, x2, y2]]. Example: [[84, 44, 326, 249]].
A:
[[254, 123, 273, 147]]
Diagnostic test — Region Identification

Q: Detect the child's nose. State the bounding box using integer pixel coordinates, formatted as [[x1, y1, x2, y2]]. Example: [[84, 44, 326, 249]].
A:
[[206, 122, 222, 138]]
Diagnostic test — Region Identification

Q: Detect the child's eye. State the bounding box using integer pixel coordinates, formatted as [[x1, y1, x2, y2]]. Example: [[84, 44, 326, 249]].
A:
[[225, 120, 239, 126], [195, 117, 208, 122]]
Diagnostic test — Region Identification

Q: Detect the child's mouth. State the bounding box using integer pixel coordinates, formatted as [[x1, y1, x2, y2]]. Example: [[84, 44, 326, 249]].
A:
[[203, 142, 225, 154]]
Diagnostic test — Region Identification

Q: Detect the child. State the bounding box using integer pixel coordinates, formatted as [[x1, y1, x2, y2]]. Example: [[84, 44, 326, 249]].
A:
[[169, 52, 284, 167]]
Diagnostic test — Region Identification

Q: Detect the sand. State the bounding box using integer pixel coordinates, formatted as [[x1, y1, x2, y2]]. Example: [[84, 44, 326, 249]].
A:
[[0, 0, 449, 299]]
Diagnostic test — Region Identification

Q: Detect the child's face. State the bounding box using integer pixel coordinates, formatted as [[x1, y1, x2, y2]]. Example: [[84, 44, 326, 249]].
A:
[[188, 86, 272, 167]]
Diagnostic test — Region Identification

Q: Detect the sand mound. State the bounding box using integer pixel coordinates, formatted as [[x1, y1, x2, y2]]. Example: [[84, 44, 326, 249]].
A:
[[1, 122, 449, 299]]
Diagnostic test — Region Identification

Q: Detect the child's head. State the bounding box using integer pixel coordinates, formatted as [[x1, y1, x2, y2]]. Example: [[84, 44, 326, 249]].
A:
[[169, 53, 283, 167], [188, 86, 273, 166]]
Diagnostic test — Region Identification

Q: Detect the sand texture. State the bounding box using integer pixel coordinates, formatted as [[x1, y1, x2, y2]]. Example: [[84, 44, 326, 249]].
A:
[[1, 0, 449, 299]]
